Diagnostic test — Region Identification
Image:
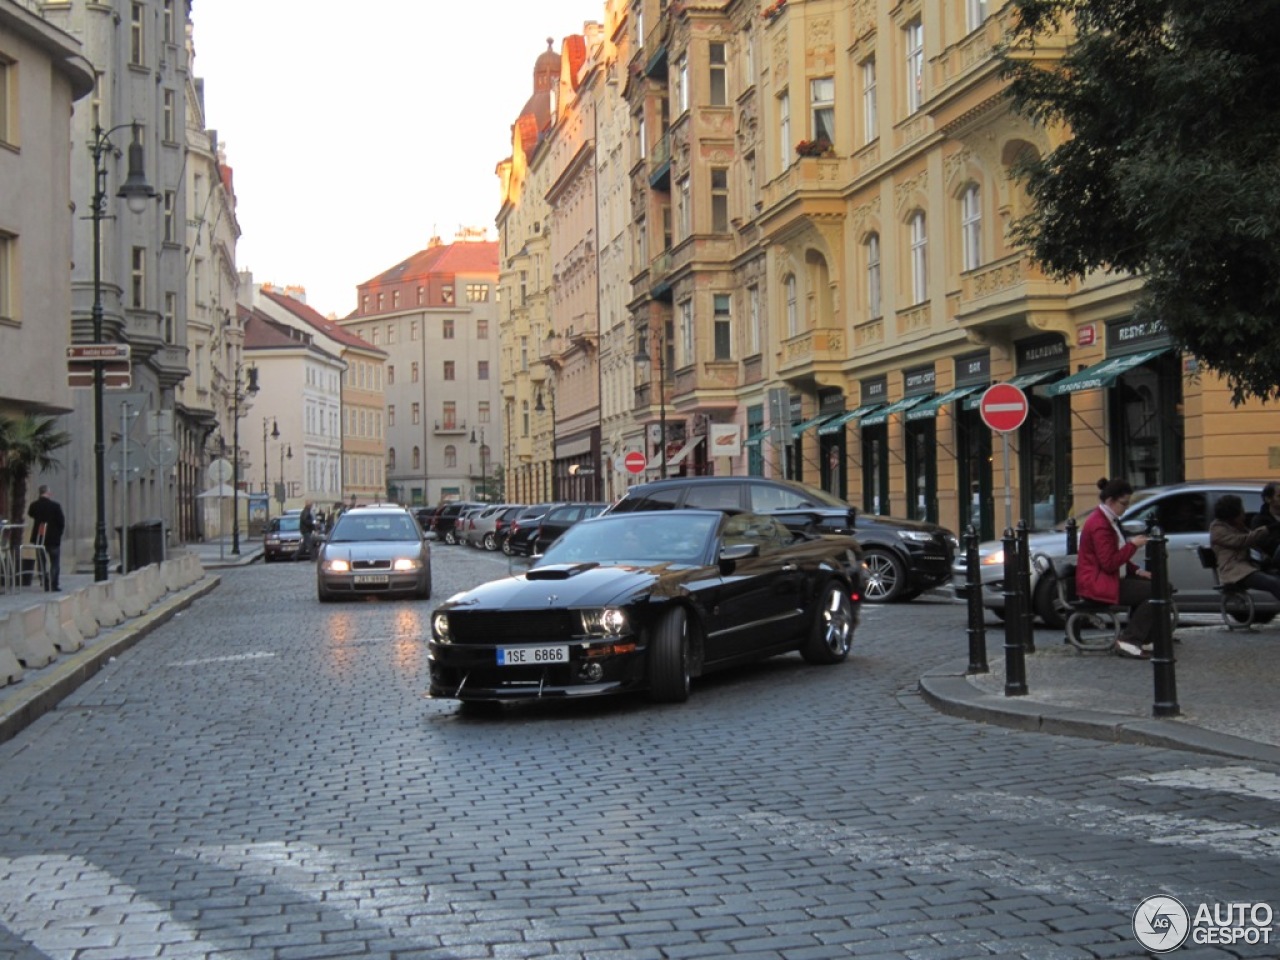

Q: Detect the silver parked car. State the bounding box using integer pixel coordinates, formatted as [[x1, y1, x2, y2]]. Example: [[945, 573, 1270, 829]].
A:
[[461, 503, 515, 550], [316, 504, 432, 602], [952, 481, 1275, 627]]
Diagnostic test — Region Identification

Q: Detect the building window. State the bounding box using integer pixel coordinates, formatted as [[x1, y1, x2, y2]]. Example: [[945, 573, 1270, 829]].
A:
[[0, 232, 12, 320], [163, 192, 176, 243], [445, 445, 457, 469], [810, 77, 834, 144], [867, 233, 882, 318], [416, 286, 424, 305], [163, 0, 175, 43], [785, 274, 798, 337], [413, 447, 421, 471], [388, 405, 395, 426], [0, 59, 11, 146], [711, 167, 729, 233], [387, 364, 394, 385], [443, 361, 454, 381], [713, 294, 732, 361], [678, 176, 691, 239], [479, 401, 491, 423], [163, 89, 175, 141], [967, 0, 988, 32], [478, 360, 490, 380], [392, 290, 400, 309], [386, 322, 396, 344], [862, 58, 877, 144], [675, 56, 689, 113], [748, 284, 762, 356], [910, 211, 928, 304], [443, 317, 455, 339], [410, 320, 419, 341], [131, 247, 145, 308], [387, 447, 396, 471], [905, 19, 924, 113], [678, 299, 694, 367], [376, 292, 384, 311], [477, 317, 489, 339], [130, 3, 145, 66], [778, 90, 790, 167], [961, 184, 982, 272], [466, 283, 489, 302], [412, 402, 420, 425], [636, 112, 647, 160], [441, 285, 454, 304], [164, 292, 176, 343], [411, 361, 419, 382], [370, 327, 379, 345], [709, 42, 727, 106], [443, 401, 457, 429]]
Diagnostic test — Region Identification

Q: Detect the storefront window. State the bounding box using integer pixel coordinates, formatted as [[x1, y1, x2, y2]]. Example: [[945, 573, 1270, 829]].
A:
[[861, 426, 888, 515], [1111, 352, 1184, 489], [905, 420, 936, 521]]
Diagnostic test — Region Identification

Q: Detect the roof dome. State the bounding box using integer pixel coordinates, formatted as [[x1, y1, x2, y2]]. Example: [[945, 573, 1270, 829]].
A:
[[533, 37, 559, 92]]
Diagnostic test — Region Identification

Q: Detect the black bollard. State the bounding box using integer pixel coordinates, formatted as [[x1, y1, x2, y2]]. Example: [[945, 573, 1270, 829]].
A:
[[1147, 525, 1180, 717], [1002, 527, 1027, 696], [1016, 519, 1036, 654], [1065, 515, 1078, 556], [964, 525, 988, 674]]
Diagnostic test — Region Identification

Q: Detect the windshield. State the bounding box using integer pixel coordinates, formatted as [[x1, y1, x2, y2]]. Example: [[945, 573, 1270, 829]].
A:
[[328, 514, 420, 542], [274, 516, 300, 533], [537, 514, 717, 567]]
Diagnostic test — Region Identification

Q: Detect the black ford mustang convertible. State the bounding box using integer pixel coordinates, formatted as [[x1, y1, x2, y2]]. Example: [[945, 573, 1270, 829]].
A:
[[428, 509, 863, 706]]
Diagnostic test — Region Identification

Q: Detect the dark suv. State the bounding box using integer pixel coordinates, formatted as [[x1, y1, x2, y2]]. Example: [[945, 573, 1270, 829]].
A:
[[531, 502, 608, 556], [606, 476, 956, 602], [428, 501, 483, 545]]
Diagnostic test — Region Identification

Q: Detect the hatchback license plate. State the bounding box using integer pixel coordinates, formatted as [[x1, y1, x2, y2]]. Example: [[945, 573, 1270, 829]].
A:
[[354, 574, 389, 585], [497, 645, 568, 666]]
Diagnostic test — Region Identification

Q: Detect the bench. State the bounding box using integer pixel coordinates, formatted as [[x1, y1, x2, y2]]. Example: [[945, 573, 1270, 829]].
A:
[[1195, 544, 1277, 630]]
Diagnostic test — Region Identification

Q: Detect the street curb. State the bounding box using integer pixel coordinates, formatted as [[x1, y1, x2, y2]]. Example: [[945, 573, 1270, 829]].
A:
[[918, 665, 1280, 766], [0, 575, 221, 745]]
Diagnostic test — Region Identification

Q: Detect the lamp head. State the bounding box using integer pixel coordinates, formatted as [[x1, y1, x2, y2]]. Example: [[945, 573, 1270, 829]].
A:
[[470, 428, 477, 444], [534, 392, 546, 413], [271, 419, 280, 439], [246, 366, 260, 394], [117, 131, 157, 215]]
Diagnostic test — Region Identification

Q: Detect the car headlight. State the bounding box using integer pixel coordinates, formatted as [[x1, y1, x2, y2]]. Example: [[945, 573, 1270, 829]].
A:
[[432, 612, 451, 642], [324, 558, 351, 573], [581, 608, 629, 637], [266, 537, 280, 545], [897, 530, 935, 543], [981, 549, 1005, 567], [393, 557, 421, 572]]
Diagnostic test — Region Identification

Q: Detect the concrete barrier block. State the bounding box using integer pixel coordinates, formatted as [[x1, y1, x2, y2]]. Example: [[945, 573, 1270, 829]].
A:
[[185, 554, 205, 586], [72, 589, 99, 640], [0, 617, 23, 685], [46, 597, 84, 653], [7, 603, 58, 668], [140, 565, 164, 604], [91, 581, 124, 627], [113, 574, 147, 619], [161, 559, 183, 592]]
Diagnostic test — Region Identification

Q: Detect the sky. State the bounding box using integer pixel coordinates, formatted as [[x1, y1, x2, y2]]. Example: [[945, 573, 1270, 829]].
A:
[[192, 2, 595, 319]]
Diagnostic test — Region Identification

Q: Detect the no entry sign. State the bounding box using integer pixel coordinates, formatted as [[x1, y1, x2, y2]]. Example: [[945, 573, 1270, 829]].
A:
[[979, 383, 1029, 433], [623, 450, 648, 474]]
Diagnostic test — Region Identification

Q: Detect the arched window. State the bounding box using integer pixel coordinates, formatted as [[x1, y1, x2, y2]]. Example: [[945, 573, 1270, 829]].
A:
[[445, 445, 457, 468], [387, 447, 396, 471], [866, 233, 882, 318], [785, 274, 798, 336], [961, 184, 982, 272]]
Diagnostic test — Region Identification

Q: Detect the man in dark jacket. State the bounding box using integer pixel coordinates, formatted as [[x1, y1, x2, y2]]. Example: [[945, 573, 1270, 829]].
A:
[[299, 501, 316, 559], [1249, 481, 1280, 570], [27, 485, 65, 591]]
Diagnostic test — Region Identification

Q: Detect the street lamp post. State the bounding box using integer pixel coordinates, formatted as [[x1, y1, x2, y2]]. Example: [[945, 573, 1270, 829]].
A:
[[230, 366, 259, 555], [88, 123, 155, 582], [263, 417, 279, 523], [470, 427, 487, 502], [535, 390, 557, 500], [634, 326, 668, 479]]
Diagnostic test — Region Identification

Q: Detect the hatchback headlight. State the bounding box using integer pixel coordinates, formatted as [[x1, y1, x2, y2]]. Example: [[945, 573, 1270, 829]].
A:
[[897, 530, 935, 543], [982, 550, 1005, 567], [581, 608, 629, 637], [432, 612, 451, 642], [325, 558, 351, 573], [393, 557, 421, 571]]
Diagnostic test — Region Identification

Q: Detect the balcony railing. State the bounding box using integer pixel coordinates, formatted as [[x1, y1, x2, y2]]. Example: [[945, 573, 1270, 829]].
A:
[[433, 420, 468, 435], [777, 328, 846, 373], [761, 155, 851, 211]]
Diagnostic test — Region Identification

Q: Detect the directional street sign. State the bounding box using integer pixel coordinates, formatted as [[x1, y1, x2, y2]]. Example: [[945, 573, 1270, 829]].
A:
[[67, 343, 131, 389], [979, 383, 1029, 433], [623, 450, 647, 474]]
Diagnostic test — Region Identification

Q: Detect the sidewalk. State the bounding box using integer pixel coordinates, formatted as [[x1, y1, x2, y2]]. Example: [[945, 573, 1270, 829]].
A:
[[920, 615, 1280, 766]]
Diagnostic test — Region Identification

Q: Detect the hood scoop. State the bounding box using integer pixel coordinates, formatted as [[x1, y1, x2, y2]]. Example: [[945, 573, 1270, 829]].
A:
[[526, 562, 600, 580]]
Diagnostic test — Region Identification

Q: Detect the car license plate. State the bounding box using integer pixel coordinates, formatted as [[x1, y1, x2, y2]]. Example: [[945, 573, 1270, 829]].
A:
[[353, 574, 389, 585], [497, 645, 568, 666]]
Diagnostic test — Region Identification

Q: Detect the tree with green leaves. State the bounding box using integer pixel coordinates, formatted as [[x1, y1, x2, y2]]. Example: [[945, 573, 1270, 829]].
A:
[[0, 415, 71, 525], [1001, 0, 1280, 404]]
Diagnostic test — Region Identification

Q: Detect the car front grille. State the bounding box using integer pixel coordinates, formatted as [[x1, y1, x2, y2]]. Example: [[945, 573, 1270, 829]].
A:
[[352, 559, 392, 571], [447, 610, 579, 642]]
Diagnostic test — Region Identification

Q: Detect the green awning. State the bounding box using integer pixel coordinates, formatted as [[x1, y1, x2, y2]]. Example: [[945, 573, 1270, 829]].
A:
[[964, 369, 1058, 409], [792, 412, 835, 435], [858, 394, 929, 427], [743, 427, 770, 448], [905, 385, 982, 421], [1043, 348, 1170, 397], [816, 404, 885, 435]]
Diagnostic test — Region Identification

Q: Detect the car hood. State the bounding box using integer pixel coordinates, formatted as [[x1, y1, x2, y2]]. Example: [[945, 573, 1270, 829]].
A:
[[858, 513, 950, 536], [321, 541, 423, 560], [972, 529, 1066, 559], [442, 562, 683, 612]]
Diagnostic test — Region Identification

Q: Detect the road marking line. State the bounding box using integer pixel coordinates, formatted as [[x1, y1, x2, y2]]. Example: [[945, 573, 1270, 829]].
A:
[[167, 651, 276, 667]]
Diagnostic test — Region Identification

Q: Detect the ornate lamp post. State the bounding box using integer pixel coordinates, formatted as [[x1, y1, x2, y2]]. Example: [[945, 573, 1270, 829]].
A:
[[535, 390, 557, 500], [262, 417, 279, 523], [230, 366, 259, 555], [88, 123, 155, 581], [634, 326, 668, 479]]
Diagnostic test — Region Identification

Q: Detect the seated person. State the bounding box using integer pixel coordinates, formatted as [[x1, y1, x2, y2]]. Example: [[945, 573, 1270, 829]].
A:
[[1249, 482, 1280, 570], [1210, 494, 1280, 603], [1077, 478, 1154, 659]]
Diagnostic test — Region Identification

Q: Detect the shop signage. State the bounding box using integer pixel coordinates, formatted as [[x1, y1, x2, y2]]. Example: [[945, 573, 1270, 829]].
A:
[[903, 365, 937, 396], [860, 376, 888, 407]]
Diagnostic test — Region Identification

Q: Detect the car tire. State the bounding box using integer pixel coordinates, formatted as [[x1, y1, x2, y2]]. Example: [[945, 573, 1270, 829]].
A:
[[647, 606, 691, 703], [1034, 574, 1067, 630], [800, 582, 854, 664], [501, 538, 514, 556], [861, 549, 907, 603], [483, 533, 497, 551], [416, 579, 432, 601]]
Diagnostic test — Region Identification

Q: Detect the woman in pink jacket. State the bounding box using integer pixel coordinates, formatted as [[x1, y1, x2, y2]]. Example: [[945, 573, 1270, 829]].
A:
[[1076, 478, 1154, 659]]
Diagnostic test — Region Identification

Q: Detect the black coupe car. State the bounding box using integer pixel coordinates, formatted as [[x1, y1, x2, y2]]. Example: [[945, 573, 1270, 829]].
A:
[[428, 509, 863, 707]]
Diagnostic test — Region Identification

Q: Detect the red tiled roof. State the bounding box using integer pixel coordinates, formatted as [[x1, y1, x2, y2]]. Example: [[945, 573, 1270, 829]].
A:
[[260, 288, 384, 354], [359, 240, 499, 289]]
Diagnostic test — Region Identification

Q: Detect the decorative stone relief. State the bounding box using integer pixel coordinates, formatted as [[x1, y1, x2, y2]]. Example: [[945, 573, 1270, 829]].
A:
[[852, 0, 875, 38], [944, 148, 973, 189], [894, 171, 928, 217]]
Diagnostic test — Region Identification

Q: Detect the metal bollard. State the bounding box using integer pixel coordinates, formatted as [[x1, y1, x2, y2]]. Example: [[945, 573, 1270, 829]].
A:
[[1147, 525, 1179, 717], [1065, 515, 1078, 556], [1016, 519, 1036, 654], [1002, 527, 1027, 696], [964, 525, 988, 674]]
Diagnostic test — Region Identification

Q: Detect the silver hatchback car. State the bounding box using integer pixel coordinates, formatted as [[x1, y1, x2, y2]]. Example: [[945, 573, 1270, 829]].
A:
[[316, 504, 432, 602], [952, 481, 1275, 627]]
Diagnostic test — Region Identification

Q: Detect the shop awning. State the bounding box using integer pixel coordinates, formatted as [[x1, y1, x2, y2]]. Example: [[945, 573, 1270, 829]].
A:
[[663, 435, 704, 468], [792, 412, 835, 435], [858, 394, 929, 427], [743, 427, 770, 448], [816, 404, 886, 435], [904, 385, 982, 421], [964, 369, 1059, 409], [1043, 347, 1170, 397]]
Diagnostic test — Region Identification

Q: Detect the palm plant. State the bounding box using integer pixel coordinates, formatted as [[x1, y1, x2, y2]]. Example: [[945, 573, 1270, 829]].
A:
[[0, 415, 71, 525]]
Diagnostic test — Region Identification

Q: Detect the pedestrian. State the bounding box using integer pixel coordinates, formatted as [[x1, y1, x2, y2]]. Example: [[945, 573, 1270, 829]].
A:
[[1248, 481, 1280, 570], [1211, 494, 1280, 603], [1076, 477, 1155, 659], [299, 501, 316, 559], [26, 484, 65, 591]]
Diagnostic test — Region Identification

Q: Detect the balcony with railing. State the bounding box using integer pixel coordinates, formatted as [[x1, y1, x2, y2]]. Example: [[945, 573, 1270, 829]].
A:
[[648, 132, 671, 189], [777, 327, 846, 377], [433, 419, 468, 435]]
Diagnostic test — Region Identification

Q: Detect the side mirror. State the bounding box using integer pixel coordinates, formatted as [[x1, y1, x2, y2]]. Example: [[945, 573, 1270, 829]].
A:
[[718, 541, 758, 574]]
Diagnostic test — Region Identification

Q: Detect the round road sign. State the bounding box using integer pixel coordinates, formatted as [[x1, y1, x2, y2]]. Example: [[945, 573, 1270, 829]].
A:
[[979, 383, 1029, 433], [623, 450, 648, 474]]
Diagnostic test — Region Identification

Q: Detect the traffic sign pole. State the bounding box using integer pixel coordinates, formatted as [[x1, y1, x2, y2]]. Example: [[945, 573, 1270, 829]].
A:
[[979, 384, 1030, 533]]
